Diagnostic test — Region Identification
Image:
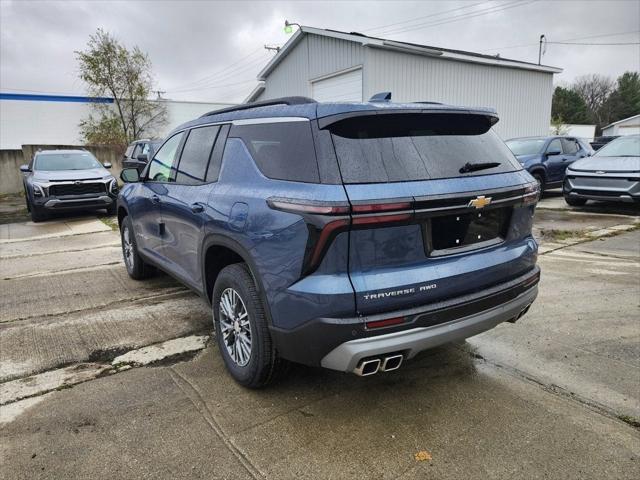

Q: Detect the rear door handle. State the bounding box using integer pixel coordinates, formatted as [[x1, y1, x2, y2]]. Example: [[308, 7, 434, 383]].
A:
[[190, 203, 204, 213], [151, 195, 160, 204]]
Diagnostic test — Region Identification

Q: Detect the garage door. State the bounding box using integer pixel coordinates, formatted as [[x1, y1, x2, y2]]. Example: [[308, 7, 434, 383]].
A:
[[312, 68, 362, 102]]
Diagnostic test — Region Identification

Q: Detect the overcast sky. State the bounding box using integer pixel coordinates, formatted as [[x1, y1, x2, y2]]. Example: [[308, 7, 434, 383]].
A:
[[1, 0, 638, 103]]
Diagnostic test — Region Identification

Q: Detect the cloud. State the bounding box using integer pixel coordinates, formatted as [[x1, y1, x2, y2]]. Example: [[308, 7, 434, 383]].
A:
[[1, 0, 638, 103]]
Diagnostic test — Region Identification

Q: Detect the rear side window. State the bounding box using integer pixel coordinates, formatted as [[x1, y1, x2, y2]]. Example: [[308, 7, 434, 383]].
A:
[[561, 138, 579, 154], [175, 125, 219, 185], [231, 121, 320, 183], [327, 113, 521, 184]]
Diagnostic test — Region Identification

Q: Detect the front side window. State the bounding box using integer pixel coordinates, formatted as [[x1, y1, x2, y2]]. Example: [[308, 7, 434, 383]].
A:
[[231, 121, 320, 183], [546, 139, 563, 155], [34, 152, 102, 171], [175, 126, 219, 185], [328, 113, 520, 183], [147, 133, 183, 182]]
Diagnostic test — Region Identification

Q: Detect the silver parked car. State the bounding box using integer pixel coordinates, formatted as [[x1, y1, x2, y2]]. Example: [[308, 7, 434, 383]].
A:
[[563, 135, 640, 206]]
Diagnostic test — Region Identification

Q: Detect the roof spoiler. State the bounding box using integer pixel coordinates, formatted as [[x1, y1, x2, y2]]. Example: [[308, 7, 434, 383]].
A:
[[369, 92, 392, 102]]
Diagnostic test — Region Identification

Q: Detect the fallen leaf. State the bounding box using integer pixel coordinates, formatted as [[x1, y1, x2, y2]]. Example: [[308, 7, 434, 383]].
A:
[[414, 450, 432, 462]]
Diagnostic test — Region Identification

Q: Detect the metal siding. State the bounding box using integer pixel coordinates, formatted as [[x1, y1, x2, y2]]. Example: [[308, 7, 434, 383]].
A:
[[364, 48, 554, 139], [259, 35, 365, 100], [312, 69, 363, 102]]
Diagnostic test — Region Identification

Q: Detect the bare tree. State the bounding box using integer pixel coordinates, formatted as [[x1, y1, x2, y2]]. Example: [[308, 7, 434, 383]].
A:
[[572, 74, 615, 128], [76, 29, 166, 145]]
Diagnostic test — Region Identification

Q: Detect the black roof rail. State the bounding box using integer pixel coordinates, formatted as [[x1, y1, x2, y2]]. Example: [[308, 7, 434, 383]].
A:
[[200, 96, 317, 118], [412, 101, 443, 105]]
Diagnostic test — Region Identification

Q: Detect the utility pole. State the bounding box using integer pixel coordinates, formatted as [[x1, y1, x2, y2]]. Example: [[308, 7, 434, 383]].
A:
[[154, 90, 166, 99], [264, 45, 280, 54], [538, 34, 546, 65]]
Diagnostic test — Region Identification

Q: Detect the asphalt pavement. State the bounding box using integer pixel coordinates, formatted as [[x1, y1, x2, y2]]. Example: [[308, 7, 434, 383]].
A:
[[0, 198, 639, 479]]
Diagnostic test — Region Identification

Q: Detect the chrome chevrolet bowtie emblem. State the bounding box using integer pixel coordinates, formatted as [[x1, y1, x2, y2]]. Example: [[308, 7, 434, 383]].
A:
[[74, 180, 82, 185], [596, 171, 606, 174], [468, 195, 492, 209]]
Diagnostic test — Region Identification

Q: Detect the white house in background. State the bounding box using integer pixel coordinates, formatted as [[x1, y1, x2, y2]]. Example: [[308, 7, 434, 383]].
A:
[[245, 26, 563, 139], [0, 92, 235, 149], [550, 124, 596, 141], [601, 114, 640, 137]]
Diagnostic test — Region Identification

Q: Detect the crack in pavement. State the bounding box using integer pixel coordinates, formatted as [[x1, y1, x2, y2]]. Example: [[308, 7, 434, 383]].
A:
[[465, 348, 640, 431], [167, 367, 265, 479]]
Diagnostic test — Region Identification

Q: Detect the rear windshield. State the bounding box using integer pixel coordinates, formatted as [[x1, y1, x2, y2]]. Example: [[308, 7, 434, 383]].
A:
[[327, 113, 521, 184]]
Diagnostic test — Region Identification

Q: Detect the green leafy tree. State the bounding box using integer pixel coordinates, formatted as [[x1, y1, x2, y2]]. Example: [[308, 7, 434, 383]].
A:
[[551, 86, 590, 124], [76, 29, 166, 145], [606, 71, 640, 122]]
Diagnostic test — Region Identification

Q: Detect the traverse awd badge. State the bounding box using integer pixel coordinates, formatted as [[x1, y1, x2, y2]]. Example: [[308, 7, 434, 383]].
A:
[[468, 195, 492, 209]]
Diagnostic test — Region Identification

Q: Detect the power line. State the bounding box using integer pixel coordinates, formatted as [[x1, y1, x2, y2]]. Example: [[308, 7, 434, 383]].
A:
[[375, 1, 535, 37], [363, 1, 488, 34], [166, 55, 270, 93], [481, 29, 640, 52], [165, 47, 265, 92], [548, 41, 639, 45]]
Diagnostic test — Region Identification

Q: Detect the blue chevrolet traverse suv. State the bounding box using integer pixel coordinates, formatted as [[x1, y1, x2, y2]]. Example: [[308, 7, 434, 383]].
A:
[[117, 96, 541, 388], [505, 136, 593, 191]]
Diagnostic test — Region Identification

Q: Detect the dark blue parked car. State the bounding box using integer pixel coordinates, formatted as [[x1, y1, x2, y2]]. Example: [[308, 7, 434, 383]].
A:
[[117, 96, 541, 387], [505, 136, 593, 191]]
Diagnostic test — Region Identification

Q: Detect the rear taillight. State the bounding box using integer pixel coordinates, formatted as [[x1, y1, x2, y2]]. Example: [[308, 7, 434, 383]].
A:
[[522, 183, 540, 206], [268, 197, 413, 274]]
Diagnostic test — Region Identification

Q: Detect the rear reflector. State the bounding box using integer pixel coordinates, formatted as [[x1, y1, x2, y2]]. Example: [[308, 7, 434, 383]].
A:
[[352, 212, 412, 225], [352, 202, 412, 213], [366, 316, 405, 329]]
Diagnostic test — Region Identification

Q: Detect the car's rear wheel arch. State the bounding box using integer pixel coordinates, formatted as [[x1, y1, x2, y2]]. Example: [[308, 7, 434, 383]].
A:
[[201, 235, 271, 321]]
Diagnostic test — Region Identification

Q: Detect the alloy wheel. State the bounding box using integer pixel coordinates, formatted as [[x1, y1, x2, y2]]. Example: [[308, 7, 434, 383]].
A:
[[219, 288, 252, 367]]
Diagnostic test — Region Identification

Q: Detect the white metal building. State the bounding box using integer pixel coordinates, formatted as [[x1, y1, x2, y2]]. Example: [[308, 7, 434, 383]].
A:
[[0, 93, 234, 149], [602, 114, 640, 137], [246, 27, 562, 139]]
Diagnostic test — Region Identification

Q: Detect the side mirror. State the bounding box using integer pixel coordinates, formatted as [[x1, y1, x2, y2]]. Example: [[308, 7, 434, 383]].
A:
[[103, 162, 112, 169], [20, 164, 31, 173], [545, 150, 561, 157], [136, 153, 148, 162], [120, 168, 140, 183]]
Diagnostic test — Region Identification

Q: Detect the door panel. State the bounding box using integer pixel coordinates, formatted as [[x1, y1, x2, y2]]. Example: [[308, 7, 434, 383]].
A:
[[544, 138, 565, 183], [128, 182, 165, 261], [161, 183, 213, 289]]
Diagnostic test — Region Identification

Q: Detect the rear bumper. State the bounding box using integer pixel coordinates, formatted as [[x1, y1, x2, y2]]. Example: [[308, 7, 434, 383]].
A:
[[271, 267, 540, 369], [321, 284, 537, 372]]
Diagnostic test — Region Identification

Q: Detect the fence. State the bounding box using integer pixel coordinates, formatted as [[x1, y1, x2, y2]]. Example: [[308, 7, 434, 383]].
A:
[[0, 144, 125, 195]]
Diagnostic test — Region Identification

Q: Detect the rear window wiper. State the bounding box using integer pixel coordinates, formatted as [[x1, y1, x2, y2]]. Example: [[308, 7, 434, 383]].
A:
[[459, 161, 501, 174]]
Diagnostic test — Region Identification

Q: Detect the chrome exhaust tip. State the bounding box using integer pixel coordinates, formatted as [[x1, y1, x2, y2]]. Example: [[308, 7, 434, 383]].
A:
[[507, 304, 532, 323], [380, 354, 403, 372], [353, 358, 381, 376]]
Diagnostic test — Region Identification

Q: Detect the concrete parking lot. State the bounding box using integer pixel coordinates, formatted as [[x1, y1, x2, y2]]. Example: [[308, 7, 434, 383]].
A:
[[1, 193, 639, 479]]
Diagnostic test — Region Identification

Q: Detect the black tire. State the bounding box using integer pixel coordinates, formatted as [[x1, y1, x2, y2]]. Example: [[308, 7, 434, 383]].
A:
[[564, 195, 587, 207], [212, 263, 284, 388], [106, 203, 117, 215], [532, 172, 545, 193], [120, 216, 154, 280], [29, 203, 48, 223]]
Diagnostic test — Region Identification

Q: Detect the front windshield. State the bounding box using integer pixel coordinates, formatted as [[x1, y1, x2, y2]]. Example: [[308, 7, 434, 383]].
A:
[[505, 138, 546, 156], [34, 152, 102, 171], [594, 136, 640, 157]]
